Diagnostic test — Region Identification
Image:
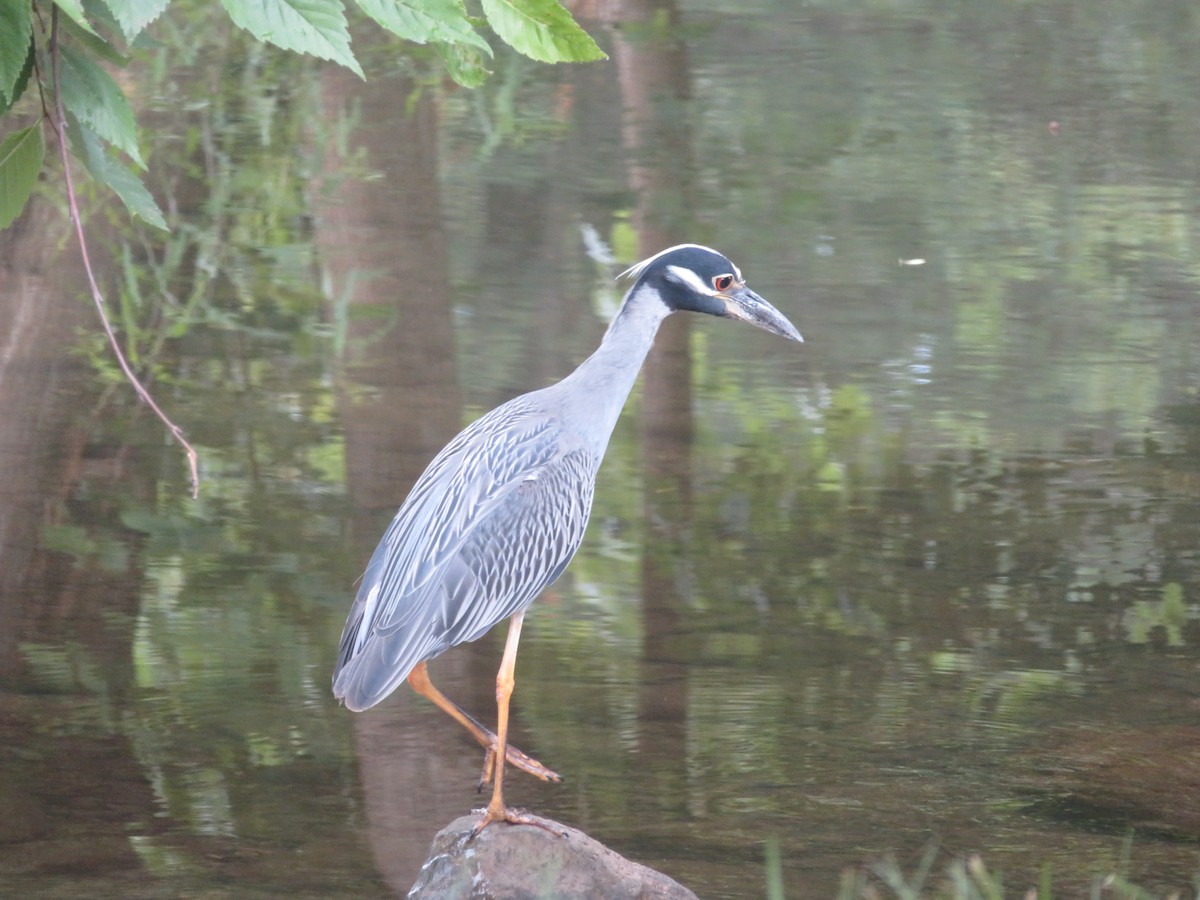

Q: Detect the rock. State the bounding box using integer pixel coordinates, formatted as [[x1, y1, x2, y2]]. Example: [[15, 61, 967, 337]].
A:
[[408, 812, 698, 900]]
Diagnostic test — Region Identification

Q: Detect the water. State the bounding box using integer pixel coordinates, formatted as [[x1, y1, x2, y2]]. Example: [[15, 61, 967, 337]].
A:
[[2, 2, 1200, 897]]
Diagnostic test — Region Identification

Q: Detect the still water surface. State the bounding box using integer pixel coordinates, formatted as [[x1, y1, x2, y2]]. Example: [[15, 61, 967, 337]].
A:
[[2, 2, 1199, 897]]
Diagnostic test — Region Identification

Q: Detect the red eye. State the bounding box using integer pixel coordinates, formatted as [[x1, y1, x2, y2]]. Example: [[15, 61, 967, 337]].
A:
[[713, 274, 734, 292]]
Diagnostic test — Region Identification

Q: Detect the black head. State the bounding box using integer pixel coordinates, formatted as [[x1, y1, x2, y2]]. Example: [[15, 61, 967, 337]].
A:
[[620, 244, 803, 342]]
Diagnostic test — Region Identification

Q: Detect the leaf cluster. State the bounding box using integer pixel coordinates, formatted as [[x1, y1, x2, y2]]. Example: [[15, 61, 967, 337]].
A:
[[0, 0, 605, 231]]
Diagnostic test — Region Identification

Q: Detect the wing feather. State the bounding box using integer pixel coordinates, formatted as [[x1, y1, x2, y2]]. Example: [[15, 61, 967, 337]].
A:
[[332, 395, 598, 711]]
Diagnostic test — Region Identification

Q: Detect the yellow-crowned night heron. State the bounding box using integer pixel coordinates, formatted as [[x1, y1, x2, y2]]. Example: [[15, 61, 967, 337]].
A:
[[332, 244, 802, 833]]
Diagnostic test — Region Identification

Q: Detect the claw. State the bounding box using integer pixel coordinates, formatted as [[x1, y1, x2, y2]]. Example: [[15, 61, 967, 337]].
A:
[[469, 805, 570, 839], [476, 740, 561, 789], [478, 750, 495, 792]]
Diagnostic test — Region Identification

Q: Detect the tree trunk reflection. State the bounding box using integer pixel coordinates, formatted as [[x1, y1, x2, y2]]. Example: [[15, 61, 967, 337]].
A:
[[605, 0, 697, 818], [315, 63, 470, 893]]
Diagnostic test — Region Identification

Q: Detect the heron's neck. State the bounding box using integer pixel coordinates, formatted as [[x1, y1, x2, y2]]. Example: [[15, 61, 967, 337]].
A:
[[557, 285, 672, 443]]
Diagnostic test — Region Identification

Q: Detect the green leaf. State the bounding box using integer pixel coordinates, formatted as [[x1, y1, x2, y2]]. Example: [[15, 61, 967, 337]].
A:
[[0, 0, 32, 103], [221, 0, 364, 77], [51, 0, 100, 36], [81, 0, 126, 42], [435, 40, 489, 88], [355, 0, 492, 55], [59, 13, 131, 66], [0, 125, 45, 229], [0, 35, 35, 115], [68, 115, 168, 230], [87, 0, 171, 43], [480, 0, 604, 64], [58, 43, 145, 168]]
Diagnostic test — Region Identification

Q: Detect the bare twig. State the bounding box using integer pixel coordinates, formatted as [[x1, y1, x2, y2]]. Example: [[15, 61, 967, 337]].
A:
[[48, 9, 200, 498]]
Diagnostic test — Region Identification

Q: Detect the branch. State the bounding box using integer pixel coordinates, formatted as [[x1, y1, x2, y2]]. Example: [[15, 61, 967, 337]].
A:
[[48, 9, 200, 499]]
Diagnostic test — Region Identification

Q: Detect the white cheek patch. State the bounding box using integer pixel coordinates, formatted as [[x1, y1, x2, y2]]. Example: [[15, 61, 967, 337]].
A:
[[665, 264, 717, 296]]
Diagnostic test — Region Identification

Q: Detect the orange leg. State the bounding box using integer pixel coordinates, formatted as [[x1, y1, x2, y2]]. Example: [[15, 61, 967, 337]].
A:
[[470, 611, 558, 835], [407, 657, 561, 785]]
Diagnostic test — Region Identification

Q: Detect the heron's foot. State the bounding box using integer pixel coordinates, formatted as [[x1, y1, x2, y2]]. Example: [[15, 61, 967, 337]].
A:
[[469, 804, 569, 839], [477, 742, 562, 789]]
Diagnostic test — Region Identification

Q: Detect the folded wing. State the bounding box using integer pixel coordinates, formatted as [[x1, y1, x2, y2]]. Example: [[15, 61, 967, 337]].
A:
[[332, 398, 597, 711]]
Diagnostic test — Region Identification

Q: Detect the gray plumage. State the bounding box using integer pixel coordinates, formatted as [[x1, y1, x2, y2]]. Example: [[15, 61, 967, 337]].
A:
[[333, 244, 801, 713]]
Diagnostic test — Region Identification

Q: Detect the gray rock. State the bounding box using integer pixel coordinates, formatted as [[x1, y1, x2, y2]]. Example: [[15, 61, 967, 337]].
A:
[[408, 813, 698, 900]]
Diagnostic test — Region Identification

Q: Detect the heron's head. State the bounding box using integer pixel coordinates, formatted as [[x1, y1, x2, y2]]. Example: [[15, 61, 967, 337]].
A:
[[619, 244, 803, 343]]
